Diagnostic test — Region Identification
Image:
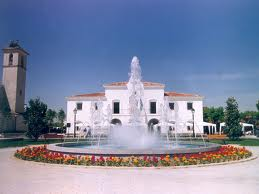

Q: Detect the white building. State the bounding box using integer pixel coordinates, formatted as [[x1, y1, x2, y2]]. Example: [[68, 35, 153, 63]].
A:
[[66, 57, 205, 135]]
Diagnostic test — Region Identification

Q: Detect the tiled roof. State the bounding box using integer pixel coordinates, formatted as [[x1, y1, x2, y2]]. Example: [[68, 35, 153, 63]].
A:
[[104, 81, 164, 87], [71, 92, 105, 98], [164, 92, 200, 97], [70, 91, 200, 98]]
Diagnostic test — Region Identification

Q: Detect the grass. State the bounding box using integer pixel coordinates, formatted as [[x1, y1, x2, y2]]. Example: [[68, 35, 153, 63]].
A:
[[209, 138, 259, 146], [0, 139, 64, 148]]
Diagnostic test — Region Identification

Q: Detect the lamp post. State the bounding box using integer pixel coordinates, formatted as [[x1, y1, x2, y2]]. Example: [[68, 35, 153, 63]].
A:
[[73, 108, 77, 138], [191, 108, 195, 137]]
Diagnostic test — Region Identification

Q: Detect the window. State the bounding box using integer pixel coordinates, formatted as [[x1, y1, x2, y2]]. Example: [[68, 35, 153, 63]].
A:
[[19, 90, 22, 96], [150, 101, 156, 114], [169, 126, 175, 131], [113, 102, 120, 114], [9, 53, 13, 65], [67, 123, 71, 127], [94, 102, 98, 110], [169, 102, 174, 110], [76, 102, 82, 110], [187, 102, 193, 110], [187, 126, 191, 131]]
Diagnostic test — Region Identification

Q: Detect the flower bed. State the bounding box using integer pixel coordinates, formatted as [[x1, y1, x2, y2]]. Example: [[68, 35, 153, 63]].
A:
[[14, 145, 252, 167]]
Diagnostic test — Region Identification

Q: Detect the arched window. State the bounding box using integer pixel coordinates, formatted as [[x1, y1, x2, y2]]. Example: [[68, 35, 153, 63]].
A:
[[148, 118, 159, 133], [9, 53, 13, 65], [111, 118, 122, 125]]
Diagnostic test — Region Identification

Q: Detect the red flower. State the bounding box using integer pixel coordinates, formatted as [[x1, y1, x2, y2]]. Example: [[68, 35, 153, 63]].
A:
[[91, 155, 95, 162]]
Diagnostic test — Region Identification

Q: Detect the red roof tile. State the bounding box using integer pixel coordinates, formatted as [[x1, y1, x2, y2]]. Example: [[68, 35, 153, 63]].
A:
[[72, 92, 105, 98], [104, 81, 164, 87], [164, 92, 200, 97]]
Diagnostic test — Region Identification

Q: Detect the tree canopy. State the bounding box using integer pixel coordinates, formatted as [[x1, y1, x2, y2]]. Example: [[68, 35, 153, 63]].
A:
[[23, 98, 48, 141], [46, 109, 57, 130], [57, 109, 66, 128], [203, 106, 224, 124], [224, 97, 242, 140]]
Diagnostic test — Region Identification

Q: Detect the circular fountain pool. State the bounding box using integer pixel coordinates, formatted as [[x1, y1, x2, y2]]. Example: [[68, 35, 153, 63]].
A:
[[47, 141, 221, 156]]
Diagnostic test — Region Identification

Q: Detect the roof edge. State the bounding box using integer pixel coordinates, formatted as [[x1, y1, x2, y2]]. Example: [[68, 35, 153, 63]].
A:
[[3, 47, 30, 55]]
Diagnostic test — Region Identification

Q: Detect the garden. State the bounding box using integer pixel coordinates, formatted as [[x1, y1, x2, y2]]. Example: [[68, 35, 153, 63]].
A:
[[14, 145, 252, 167]]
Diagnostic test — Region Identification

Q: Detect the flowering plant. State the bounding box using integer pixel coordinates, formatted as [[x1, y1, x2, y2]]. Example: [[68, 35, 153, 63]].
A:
[[14, 145, 252, 167]]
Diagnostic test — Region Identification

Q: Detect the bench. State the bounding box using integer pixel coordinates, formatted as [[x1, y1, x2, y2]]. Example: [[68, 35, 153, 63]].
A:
[[208, 134, 227, 140]]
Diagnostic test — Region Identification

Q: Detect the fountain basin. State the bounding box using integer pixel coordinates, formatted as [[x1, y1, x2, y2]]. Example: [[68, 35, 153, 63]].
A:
[[47, 141, 221, 156]]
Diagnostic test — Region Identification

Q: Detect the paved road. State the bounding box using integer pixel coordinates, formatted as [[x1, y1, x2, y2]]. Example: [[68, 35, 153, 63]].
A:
[[0, 147, 258, 194]]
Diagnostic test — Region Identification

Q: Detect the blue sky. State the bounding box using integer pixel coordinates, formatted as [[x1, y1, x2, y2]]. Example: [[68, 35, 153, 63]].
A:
[[0, 0, 259, 111]]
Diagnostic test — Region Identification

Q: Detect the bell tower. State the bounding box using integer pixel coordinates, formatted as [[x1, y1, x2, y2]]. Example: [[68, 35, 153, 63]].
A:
[[2, 40, 29, 113]]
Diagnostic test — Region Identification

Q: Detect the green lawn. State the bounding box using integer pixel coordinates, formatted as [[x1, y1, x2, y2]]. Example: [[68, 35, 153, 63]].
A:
[[0, 139, 64, 148], [209, 138, 259, 146]]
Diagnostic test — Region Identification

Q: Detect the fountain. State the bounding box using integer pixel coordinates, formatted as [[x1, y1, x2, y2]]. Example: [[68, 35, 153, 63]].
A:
[[47, 56, 220, 156], [110, 56, 157, 149]]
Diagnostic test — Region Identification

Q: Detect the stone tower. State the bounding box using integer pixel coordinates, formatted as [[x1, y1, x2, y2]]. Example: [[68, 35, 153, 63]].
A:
[[2, 41, 29, 113]]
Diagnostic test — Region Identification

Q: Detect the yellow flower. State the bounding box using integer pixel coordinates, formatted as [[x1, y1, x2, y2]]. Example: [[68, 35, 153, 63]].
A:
[[123, 158, 129, 163]]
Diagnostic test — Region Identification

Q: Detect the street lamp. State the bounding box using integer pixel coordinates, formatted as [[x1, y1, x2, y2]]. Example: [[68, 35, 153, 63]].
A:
[[191, 108, 195, 137], [73, 108, 77, 138]]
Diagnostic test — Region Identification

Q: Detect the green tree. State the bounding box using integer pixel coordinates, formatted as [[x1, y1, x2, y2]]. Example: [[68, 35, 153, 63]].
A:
[[203, 106, 224, 131], [46, 109, 57, 132], [256, 100, 259, 112], [57, 109, 66, 128], [240, 111, 257, 125], [203, 107, 211, 122], [224, 97, 242, 140], [23, 98, 48, 141]]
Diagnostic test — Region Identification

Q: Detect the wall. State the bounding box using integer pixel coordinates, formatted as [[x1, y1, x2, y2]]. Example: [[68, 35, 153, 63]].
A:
[[0, 113, 27, 132], [2, 52, 26, 113], [66, 87, 204, 134], [166, 99, 204, 133]]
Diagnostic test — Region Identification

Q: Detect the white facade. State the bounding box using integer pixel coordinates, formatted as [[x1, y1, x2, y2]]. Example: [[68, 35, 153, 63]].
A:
[[66, 81, 204, 134]]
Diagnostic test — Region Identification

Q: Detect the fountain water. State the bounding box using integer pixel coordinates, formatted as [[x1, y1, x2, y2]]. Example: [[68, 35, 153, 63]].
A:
[[110, 56, 158, 148], [127, 56, 145, 125]]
